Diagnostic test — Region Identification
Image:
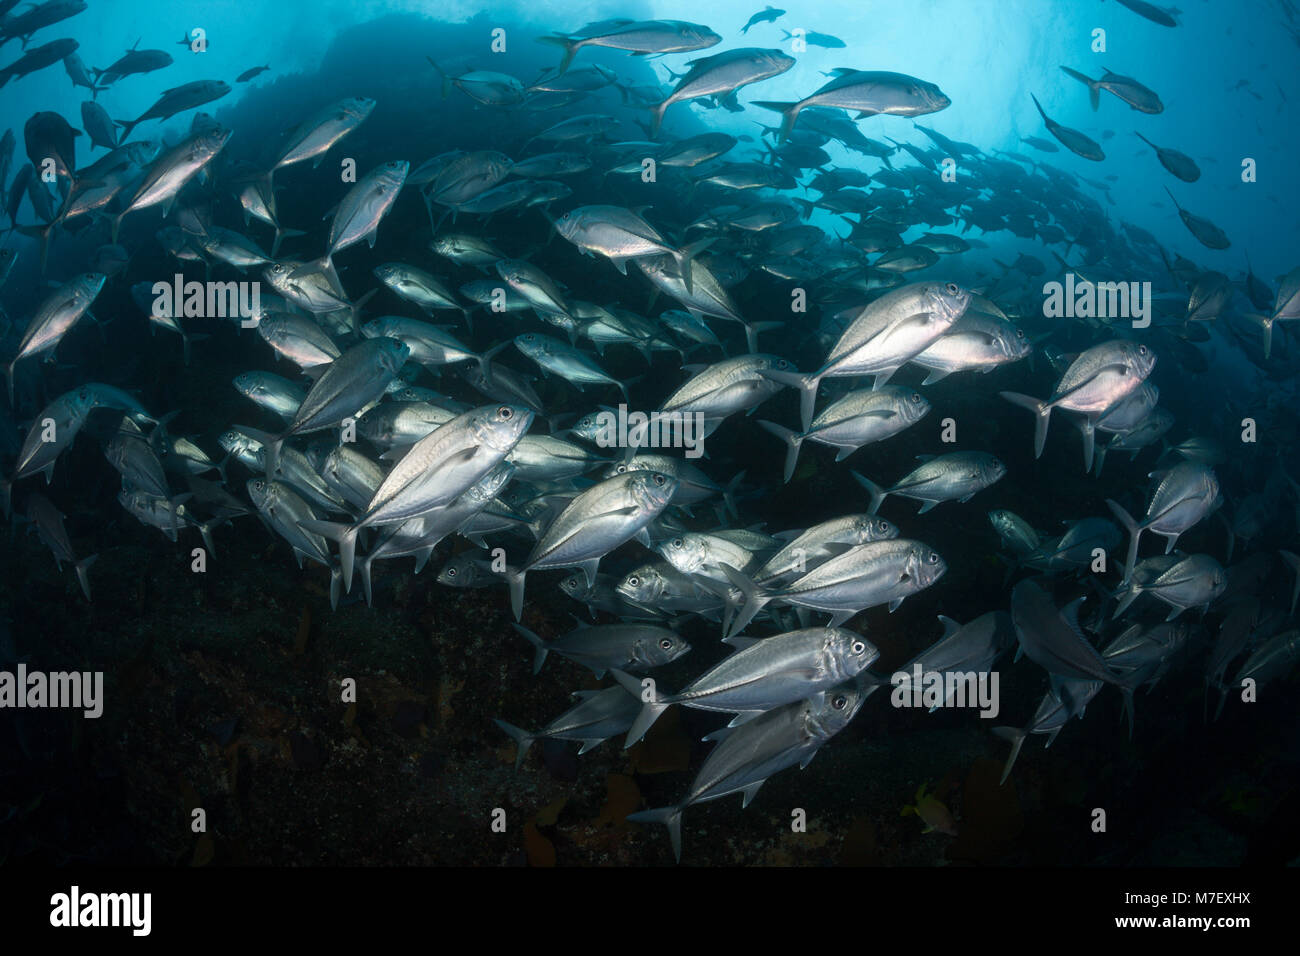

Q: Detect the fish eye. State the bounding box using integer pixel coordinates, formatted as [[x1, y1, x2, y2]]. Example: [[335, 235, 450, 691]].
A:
[[876, 520, 890, 533], [672, 538, 683, 548], [1016, 329, 1025, 338], [628, 576, 640, 587], [851, 640, 866, 655], [1138, 345, 1148, 354], [615, 464, 626, 473], [833, 694, 848, 709], [945, 282, 959, 295], [659, 638, 673, 650], [498, 406, 512, 419], [446, 567, 457, 577], [911, 392, 922, 402], [653, 474, 666, 485], [928, 552, 940, 564]]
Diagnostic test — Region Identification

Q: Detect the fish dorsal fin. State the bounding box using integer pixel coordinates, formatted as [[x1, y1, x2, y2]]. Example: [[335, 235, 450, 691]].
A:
[[937, 614, 963, 639]]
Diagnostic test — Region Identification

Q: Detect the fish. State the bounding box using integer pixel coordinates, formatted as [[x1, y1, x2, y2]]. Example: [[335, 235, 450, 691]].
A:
[[236, 65, 270, 82], [262, 337, 411, 473], [647, 48, 794, 135], [754, 70, 951, 141], [741, 7, 785, 34], [111, 126, 231, 242], [538, 20, 722, 75], [1029, 93, 1104, 160], [1060, 66, 1163, 113], [114, 79, 230, 141], [1001, 339, 1157, 471], [6, 272, 104, 403], [723, 538, 947, 636], [0, 37, 77, 87], [1134, 132, 1200, 182], [1105, 462, 1221, 582], [762, 281, 971, 431], [758, 386, 931, 482], [781, 29, 846, 48], [267, 96, 375, 186], [93, 44, 172, 85], [852, 452, 1007, 514], [626, 682, 869, 861], [614, 626, 878, 744], [0, 1, 85, 50], [511, 621, 689, 677], [1164, 187, 1231, 249], [506, 469, 679, 619], [79, 101, 117, 151], [428, 59, 525, 106], [494, 685, 642, 769], [1110, 0, 1179, 28]]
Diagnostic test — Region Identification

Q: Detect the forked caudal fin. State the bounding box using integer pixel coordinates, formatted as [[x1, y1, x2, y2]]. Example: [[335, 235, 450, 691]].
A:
[[757, 366, 821, 433], [492, 718, 536, 771], [1104, 497, 1142, 584], [624, 805, 685, 862], [1000, 391, 1052, 458]]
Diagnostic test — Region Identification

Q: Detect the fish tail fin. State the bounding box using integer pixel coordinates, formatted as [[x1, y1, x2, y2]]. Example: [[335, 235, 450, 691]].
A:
[[426, 57, 451, 98], [991, 726, 1027, 785], [625, 805, 685, 862], [751, 100, 802, 141], [850, 470, 888, 515], [512, 622, 549, 675], [1105, 497, 1142, 584], [75, 554, 98, 601], [5, 359, 15, 407], [271, 226, 305, 258], [506, 565, 526, 620], [300, 517, 359, 593], [263, 433, 285, 477], [999, 391, 1051, 458], [672, 238, 713, 295], [757, 419, 803, 483], [1120, 684, 1136, 740], [719, 563, 769, 641], [647, 98, 670, 138], [757, 366, 820, 432], [611, 668, 667, 747], [492, 718, 536, 771], [196, 520, 218, 558], [1059, 67, 1100, 110], [535, 35, 581, 74], [1078, 418, 1096, 473], [721, 469, 744, 521]]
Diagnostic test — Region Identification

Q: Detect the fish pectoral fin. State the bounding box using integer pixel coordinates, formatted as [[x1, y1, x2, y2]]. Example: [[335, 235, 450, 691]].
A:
[[740, 780, 765, 808]]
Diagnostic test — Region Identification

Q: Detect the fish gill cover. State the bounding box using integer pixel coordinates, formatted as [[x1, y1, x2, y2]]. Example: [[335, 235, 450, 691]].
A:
[[0, 0, 1297, 878]]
